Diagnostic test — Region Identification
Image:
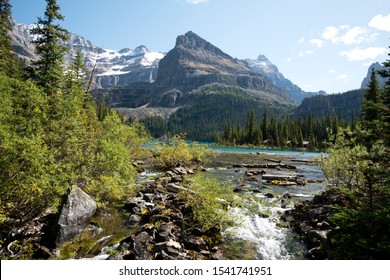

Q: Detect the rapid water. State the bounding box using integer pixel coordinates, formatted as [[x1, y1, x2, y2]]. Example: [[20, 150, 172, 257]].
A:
[[206, 146, 325, 259]]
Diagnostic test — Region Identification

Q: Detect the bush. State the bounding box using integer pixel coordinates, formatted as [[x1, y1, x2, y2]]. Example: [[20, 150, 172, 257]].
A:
[[179, 173, 236, 231], [154, 135, 212, 169]]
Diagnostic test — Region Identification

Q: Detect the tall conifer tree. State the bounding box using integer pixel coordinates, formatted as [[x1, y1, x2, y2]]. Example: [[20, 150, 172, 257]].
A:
[[30, 0, 68, 95], [0, 0, 14, 76]]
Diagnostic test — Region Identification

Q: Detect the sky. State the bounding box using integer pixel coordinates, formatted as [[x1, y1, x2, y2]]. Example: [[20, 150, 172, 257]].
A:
[[10, 0, 390, 94]]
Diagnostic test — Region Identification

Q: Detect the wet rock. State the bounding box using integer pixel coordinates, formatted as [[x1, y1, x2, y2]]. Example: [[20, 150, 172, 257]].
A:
[[264, 193, 275, 198]]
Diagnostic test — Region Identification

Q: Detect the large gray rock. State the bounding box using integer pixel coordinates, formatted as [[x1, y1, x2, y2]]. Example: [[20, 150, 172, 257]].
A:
[[55, 186, 97, 245]]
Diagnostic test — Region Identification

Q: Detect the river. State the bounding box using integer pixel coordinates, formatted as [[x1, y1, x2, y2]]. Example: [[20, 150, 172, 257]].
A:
[[204, 146, 326, 260], [58, 144, 326, 260]]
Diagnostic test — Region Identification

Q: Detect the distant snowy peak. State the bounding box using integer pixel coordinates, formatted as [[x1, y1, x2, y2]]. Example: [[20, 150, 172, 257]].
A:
[[245, 55, 279, 75], [95, 46, 164, 76], [11, 22, 165, 88]]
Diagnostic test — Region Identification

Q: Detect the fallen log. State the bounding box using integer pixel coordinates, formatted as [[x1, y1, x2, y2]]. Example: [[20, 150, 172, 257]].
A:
[[232, 163, 297, 170], [291, 159, 314, 163], [264, 158, 282, 163]]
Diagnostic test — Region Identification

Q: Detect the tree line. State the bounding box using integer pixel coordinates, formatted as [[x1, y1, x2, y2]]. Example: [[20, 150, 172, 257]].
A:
[[220, 109, 352, 149]]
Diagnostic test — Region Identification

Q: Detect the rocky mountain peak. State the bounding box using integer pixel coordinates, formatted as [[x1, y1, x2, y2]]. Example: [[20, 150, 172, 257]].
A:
[[133, 45, 150, 55], [361, 62, 387, 89], [256, 54, 269, 61], [174, 31, 232, 60]]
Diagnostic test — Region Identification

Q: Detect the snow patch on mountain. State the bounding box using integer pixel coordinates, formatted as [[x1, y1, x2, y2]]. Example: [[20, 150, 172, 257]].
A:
[[11, 22, 165, 88]]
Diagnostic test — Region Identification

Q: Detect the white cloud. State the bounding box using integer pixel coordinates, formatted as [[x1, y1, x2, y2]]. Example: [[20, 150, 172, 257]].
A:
[[298, 50, 314, 57], [322, 26, 339, 43], [339, 47, 387, 61], [340, 27, 369, 45], [322, 25, 376, 45], [310, 39, 324, 48], [328, 69, 336, 74], [336, 74, 348, 80], [299, 37, 305, 43], [369, 14, 390, 32], [186, 0, 209, 4], [287, 57, 293, 62]]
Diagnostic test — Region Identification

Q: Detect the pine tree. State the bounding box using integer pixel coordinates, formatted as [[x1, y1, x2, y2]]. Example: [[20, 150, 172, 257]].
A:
[[360, 68, 384, 147], [30, 0, 69, 95], [0, 0, 14, 76], [378, 45, 390, 146]]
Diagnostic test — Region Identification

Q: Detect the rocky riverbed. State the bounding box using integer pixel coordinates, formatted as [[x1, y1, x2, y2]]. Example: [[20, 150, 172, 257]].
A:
[[1, 148, 335, 260]]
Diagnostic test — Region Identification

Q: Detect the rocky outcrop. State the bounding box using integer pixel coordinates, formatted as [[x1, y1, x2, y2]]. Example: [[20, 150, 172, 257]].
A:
[[92, 31, 295, 112], [113, 178, 224, 260], [289, 190, 350, 259], [55, 186, 97, 246], [361, 62, 387, 89]]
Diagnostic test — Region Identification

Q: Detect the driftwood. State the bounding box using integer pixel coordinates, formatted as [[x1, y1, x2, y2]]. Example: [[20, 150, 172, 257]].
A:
[[233, 163, 297, 170], [291, 159, 314, 163], [264, 158, 282, 163]]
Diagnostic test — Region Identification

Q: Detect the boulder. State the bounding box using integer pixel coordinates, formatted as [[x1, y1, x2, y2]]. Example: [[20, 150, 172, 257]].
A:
[[55, 186, 97, 245], [165, 183, 195, 194]]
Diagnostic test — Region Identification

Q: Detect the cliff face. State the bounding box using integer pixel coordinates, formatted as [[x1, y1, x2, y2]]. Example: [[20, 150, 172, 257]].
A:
[[155, 31, 286, 97], [361, 62, 387, 89]]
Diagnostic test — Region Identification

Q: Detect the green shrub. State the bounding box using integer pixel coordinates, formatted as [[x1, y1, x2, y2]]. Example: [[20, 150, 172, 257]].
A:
[[154, 135, 212, 169], [180, 173, 236, 231]]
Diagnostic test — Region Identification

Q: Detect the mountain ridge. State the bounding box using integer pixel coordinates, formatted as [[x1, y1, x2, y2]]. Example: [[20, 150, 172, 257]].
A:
[[11, 22, 322, 104]]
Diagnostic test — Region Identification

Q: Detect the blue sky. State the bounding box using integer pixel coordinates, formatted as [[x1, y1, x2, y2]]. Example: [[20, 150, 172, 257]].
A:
[[10, 0, 390, 94]]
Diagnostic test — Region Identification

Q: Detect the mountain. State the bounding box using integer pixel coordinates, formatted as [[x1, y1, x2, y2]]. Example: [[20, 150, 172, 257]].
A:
[[93, 31, 296, 140], [292, 89, 364, 121], [95, 31, 294, 109], [244, 55, 325, 104], [10, 21, 165, 89], [11, 22, 321, 105], [361, 62, 387, 89]]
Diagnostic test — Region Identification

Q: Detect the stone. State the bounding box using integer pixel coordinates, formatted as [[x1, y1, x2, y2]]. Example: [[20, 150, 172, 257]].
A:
[[183, 235, 207, 251], [157, 223, 175, 242], [307, 230, 328, 247], [133, 231, 153, 260], [124, 197, 146, 213], [55, 186, 97, 245], [165, 183, 195, 194], [264, 193, 275, 198], [150, 215, 170, 223], [173, 167, 188, 175], [129, 214, 141, 223], [211, 250, 224, 260], [167, 239, 182, 249]]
